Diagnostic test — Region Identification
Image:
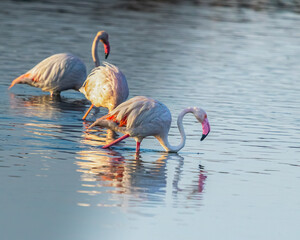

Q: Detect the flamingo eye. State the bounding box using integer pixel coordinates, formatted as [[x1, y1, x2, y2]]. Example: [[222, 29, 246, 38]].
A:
[[204, 114, 207, 119]]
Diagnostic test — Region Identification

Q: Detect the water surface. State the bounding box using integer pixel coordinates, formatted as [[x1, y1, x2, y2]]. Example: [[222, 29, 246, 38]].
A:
[[0, 1, 300, 239]]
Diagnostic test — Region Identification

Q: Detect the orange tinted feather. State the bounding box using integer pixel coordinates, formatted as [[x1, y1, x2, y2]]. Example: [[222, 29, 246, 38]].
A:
[[23, 73, 31, 78], [106, 114, 127, 127], [119, 115, 127, 127], [9, 73, 32, 89], [107, 114, 118, 122], [31, 76, 39, 82]]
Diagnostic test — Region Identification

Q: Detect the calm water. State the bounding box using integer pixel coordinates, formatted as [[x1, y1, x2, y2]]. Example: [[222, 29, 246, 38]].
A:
[[0, 1, 300, 239]]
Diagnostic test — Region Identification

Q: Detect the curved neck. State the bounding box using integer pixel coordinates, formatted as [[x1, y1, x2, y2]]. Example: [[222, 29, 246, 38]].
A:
[[92, 36, 100, 67], [156, 107, 195, 153]]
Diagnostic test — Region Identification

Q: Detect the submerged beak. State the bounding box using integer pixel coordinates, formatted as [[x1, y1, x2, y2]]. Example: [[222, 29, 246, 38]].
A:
[[201, 118, 210, 141]]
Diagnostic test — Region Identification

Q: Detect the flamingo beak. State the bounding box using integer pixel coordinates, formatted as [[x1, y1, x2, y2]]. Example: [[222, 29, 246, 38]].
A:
[[104, 42, 110, 59], [201, 118, 210, 141]]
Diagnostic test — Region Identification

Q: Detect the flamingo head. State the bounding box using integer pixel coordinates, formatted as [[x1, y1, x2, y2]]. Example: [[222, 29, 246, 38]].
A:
[[193, 108, 210, 141], [97, 31, 110, 59]]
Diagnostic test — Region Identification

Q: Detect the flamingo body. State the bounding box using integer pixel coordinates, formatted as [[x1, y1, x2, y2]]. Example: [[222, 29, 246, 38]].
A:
[[89, 96, 210, 153], [10, 53, 87, 96], [80, 62, 128, 112], [102, 96, 171, 139], [80, 31, 129, 120]]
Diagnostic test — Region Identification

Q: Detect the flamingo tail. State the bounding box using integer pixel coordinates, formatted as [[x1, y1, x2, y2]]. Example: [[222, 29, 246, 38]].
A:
[[102, 134, 130, 149], [9, 73, 31, 89]]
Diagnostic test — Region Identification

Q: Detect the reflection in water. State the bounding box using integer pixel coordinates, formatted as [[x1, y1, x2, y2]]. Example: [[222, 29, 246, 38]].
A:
[[9, 93, 87, 118], [75, 148, 207, 209], [76, 149, 125, 189], [7, 93, 88, 152], [198, 165, 207, 193], [172, 159, 207, 206], [81, 125, 118, 147], [1, 0, 300, 238]]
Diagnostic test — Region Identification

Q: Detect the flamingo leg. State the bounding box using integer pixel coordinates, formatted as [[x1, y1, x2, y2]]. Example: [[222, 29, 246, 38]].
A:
[[102, 134, 130, 149], [82, 104, 94, 120], [136, 141, 141, 153]]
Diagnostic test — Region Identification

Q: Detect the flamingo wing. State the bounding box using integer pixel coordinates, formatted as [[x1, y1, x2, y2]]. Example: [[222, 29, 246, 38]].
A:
[[105, 96, 172, 136], [30, 53, 86, 92], [10, 53, 86, 93]]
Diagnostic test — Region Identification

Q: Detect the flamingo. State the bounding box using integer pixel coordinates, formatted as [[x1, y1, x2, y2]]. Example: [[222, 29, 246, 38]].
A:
[[88, 96, 210, 153], [80, 31, 129, 120], [9, 53, 87, 96]]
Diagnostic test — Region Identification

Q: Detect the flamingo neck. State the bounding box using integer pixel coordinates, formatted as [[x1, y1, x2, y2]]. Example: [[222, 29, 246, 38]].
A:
[[156, 107, 195, 153], [92, 35, 100, 67]]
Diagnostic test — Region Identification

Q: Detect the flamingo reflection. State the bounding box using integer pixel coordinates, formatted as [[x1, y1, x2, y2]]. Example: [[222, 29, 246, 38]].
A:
[[75, 144, 207, 208], [9, 93, 88, 146], [9, 93, 87, 119]]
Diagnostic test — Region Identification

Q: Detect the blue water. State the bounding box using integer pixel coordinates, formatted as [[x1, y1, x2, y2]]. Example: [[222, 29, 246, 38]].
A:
[[0, 1, 299, 239]]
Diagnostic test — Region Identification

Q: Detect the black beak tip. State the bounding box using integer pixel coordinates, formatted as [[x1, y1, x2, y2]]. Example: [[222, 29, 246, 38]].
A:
[[200, 134, 207, 141], [201, 129, 210, 141], [105, 53, 109, 59]]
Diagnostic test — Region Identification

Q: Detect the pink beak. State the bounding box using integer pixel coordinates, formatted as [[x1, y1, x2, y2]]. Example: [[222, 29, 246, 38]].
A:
[[104, 42, 110, 59], [201, 118, 210, 141]]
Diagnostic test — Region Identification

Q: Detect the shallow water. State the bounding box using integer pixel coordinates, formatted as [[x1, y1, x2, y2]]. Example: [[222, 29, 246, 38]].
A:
[[1, 1, 300, 239]]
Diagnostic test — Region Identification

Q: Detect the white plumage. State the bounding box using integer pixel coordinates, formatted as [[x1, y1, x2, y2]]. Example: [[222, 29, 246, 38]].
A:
[[80, 62, 128, 112], [9, 53, 86, 96], [80, 31, 129, 120], [89, 96, 210, 153]]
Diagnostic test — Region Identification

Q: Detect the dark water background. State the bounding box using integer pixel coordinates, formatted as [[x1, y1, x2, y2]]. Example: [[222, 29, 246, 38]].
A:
[[0, 0, 299, 239]]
